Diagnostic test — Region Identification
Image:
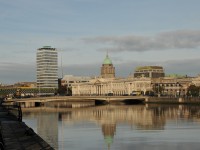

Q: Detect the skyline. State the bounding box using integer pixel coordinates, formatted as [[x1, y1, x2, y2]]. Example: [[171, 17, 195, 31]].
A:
[[1, 0, 200, 84]]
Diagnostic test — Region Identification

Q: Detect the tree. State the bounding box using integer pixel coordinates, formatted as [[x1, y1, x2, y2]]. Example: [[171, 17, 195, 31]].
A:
[[187, 85, 200, 97]]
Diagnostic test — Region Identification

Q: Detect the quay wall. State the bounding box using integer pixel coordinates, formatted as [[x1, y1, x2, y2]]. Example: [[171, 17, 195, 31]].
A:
[[145, 97, 200, 104]]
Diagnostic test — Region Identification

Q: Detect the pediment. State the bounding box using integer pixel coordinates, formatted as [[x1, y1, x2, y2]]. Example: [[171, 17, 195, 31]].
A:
[[94, 79, 103, 84], [90, 78, 105, 84]]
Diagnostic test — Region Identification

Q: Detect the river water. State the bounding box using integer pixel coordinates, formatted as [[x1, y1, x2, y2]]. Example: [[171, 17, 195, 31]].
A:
[[22, 102, 200, 150]]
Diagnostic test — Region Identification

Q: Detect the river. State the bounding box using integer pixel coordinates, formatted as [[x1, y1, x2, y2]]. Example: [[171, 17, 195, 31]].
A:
[[22, 102, 200, 150]]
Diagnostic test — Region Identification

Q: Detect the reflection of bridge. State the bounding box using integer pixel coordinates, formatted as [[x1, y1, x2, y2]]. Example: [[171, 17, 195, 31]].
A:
[[8, 96, 147, 106]]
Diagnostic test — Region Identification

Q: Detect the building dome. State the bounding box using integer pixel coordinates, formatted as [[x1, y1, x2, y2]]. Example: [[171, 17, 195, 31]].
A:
[[103, 54, 112, 65]]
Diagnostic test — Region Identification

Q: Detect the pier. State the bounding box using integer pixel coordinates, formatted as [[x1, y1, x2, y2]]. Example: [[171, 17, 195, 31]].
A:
[[0, 104, 54, 150]]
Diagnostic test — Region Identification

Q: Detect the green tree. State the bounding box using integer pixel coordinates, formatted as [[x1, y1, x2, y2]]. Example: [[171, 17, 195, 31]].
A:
[[187, 85, 200, 97]]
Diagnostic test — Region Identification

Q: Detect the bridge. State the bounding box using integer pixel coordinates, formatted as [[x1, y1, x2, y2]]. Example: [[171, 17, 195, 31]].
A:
[[6, 96, 148, 107]]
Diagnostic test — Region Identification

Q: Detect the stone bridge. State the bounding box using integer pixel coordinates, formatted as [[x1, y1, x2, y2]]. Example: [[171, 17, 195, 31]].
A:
[[6, 96, 148, 107]]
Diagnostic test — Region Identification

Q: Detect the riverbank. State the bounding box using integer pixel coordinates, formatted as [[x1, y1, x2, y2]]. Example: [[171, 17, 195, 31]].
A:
[[145, 97, 200, 105], [0, 104, 54, 150]]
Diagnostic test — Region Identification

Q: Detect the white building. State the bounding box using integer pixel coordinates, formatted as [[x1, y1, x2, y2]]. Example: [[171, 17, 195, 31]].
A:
[[72, 77, 152, 96], [36, 46, 58, 88], [71, 54, 152, 96], [62, 75, 91, 86]]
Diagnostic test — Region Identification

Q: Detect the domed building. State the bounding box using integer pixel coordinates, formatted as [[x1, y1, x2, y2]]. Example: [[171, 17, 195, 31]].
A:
[[101, 54, 115, 78]]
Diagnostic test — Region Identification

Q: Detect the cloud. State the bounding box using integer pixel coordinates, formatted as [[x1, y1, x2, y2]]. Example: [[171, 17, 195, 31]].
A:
[[83, 30, 200, 52]]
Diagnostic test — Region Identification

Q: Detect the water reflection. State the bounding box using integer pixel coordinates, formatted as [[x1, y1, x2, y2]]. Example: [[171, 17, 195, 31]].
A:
[[102, 123, 116, 149], [22, 103, 200, 150]]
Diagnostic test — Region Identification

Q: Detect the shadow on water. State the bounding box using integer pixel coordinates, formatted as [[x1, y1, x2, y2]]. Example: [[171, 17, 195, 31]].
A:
[[95, 100, 109, 105], [95, 99, 144, 106], [123, 99, 144, 105]]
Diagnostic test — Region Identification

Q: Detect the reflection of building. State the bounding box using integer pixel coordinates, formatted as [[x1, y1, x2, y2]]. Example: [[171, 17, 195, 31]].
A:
[[60, 105, 166, 131], [134, 66, 165, 78], [102, 124, 116, 150], [22, 105, 200, 149], [37, 112, 58, 149], [36, 46, 58, 88], [101, 53, 115, 78]]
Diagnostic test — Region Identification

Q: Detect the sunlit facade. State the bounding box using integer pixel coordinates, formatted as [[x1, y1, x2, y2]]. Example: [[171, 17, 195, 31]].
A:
[[71, 54, 195, 96], [72, 54, 152, 95], [72, 77, 152, 96]]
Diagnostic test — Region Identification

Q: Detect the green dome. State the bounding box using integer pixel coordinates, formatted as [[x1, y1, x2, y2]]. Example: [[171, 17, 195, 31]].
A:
[[103, 54, 112, 65]]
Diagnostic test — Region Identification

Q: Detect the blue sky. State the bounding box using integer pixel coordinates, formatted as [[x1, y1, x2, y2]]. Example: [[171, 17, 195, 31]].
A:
[[1, 0, 200, 84]]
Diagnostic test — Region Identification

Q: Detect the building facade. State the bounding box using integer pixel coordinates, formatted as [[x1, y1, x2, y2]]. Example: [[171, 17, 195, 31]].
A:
[[72, 77, 152, 96], [152, 77, 192, 97], [71, 55, 195, 97], [61, 75, 91, 87], [36, 46, 58, 88], [72, 54, 153, 95], [134, 66, 165, 78]]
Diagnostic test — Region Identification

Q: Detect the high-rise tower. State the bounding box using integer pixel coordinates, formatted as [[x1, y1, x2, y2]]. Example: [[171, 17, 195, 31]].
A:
[[36, 46, 58, 88], [101, 53, 115, 78]]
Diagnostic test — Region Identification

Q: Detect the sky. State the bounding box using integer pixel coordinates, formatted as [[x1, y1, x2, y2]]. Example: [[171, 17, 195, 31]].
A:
[[1, 0, 200, 84]]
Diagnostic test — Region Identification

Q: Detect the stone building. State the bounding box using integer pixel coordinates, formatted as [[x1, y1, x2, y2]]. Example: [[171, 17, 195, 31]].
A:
[[134, 66, 165, 78], [71, 54, 195, 97], [61, 75, 91, 87], [101, 54, 115, 78], [152, 77, 192, 97], [72, 77, 152, 96], [72, 54, 152, 96]]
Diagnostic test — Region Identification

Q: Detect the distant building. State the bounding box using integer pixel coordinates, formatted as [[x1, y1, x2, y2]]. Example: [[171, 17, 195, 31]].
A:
[[71, 56, 195, 97], [134, 66, 165, 78], [62, 75, 91, 87], [13, 82, 36, 88], [101, 53, 115, 78], [72, 77, 152, 96], [152, 77, 192, 97], [58, 75, 91, 96], [72, 55, 152, 96], [36, 46, 58, 88]]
